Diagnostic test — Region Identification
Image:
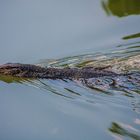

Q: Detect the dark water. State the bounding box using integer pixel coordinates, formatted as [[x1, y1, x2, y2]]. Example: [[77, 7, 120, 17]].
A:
[[0, 0, 140, 140]]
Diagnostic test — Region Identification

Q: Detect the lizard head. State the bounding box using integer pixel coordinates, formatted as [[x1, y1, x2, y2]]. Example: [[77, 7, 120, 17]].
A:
[[0, 63, 24, 76]]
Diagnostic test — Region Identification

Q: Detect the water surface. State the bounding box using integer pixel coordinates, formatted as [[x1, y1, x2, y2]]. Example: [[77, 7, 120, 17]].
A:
[[0, 0, 140, 140]]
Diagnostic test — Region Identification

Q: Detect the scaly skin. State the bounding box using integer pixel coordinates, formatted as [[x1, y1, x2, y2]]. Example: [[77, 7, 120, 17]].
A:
[[0, 63, 140, 91], [0, 63, 119, 79]]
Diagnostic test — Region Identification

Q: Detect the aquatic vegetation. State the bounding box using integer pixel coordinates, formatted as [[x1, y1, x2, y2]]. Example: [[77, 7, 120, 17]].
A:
[[109, 122, 140, 140], [123, 32, 140, 40], [102, 0, 140, 17]]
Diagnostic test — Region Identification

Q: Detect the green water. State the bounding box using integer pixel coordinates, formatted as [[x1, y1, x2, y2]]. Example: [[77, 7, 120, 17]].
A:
[[0, 0, 140, 140]]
